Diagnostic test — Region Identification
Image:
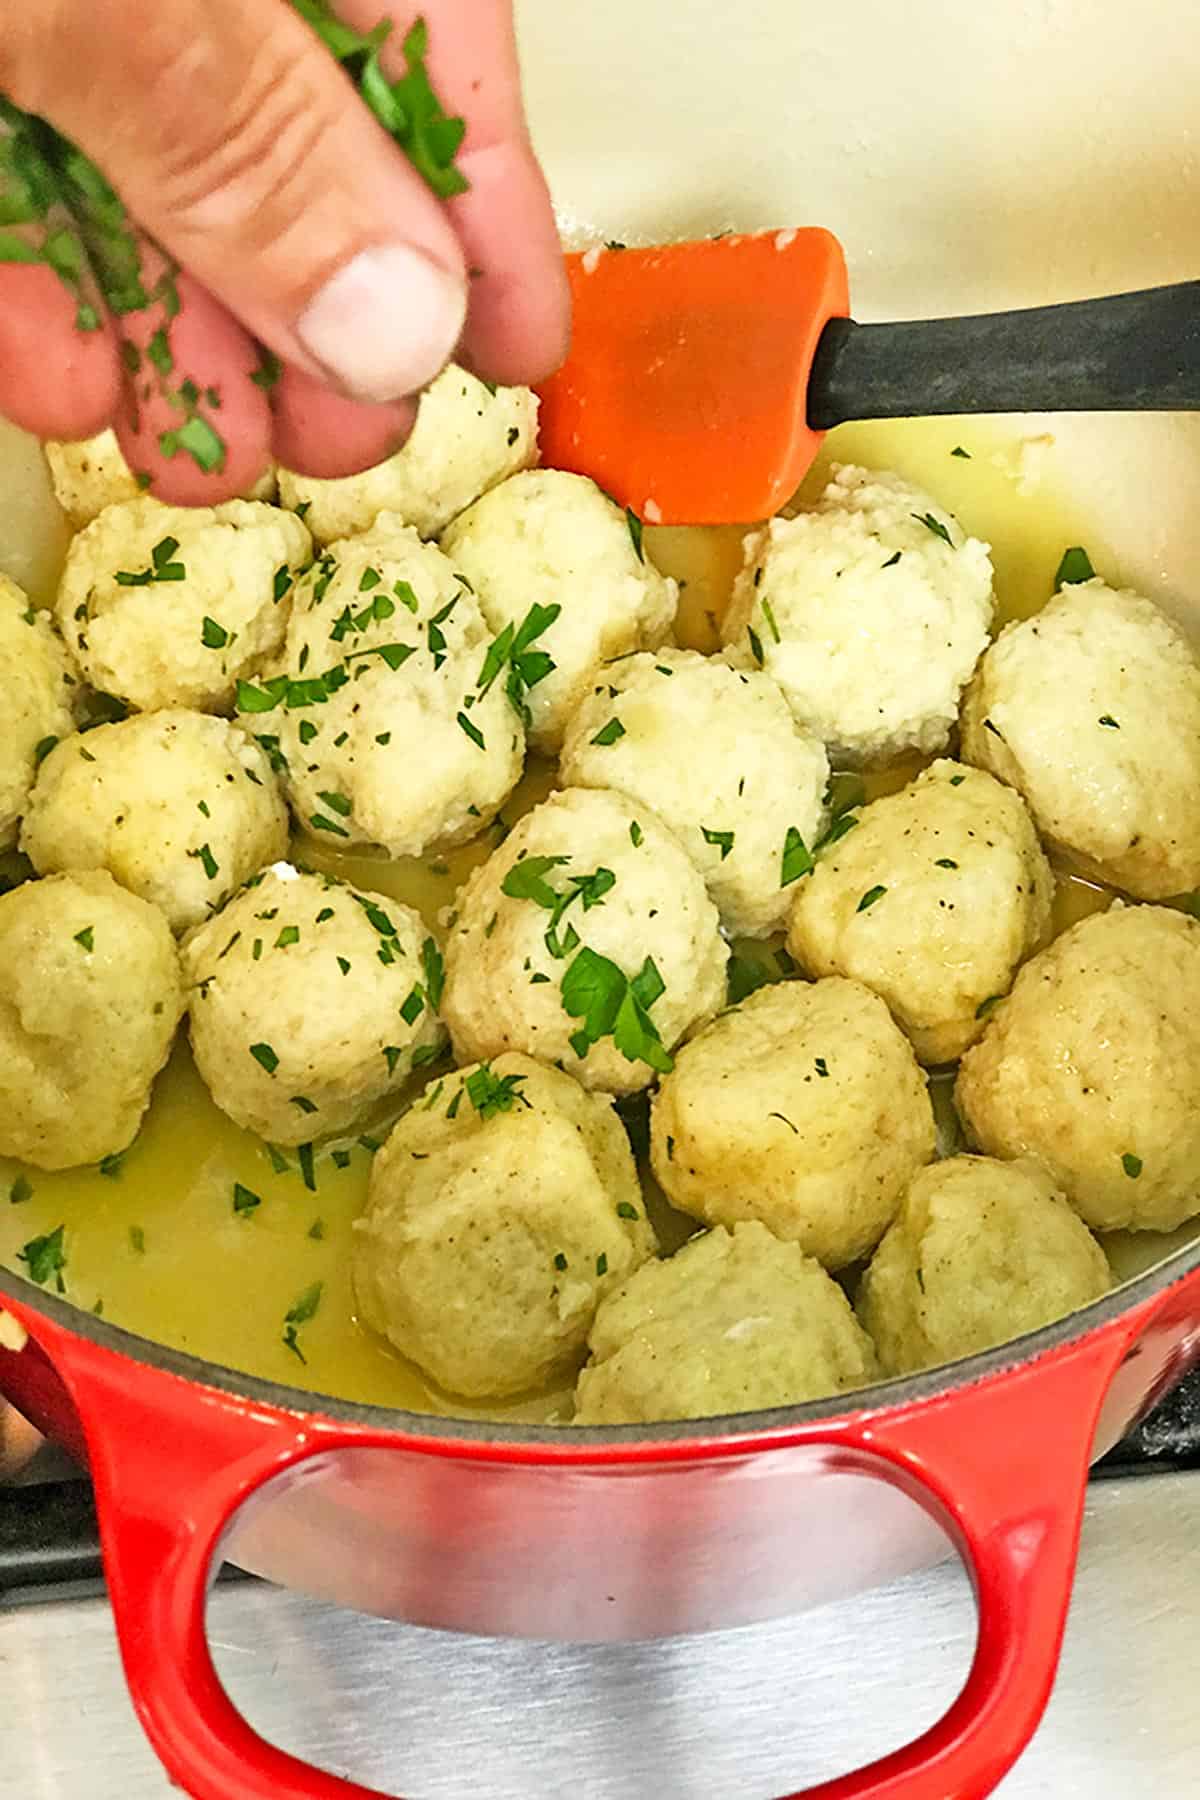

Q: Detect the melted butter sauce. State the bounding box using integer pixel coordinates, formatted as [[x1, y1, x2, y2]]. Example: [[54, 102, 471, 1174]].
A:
[[0, 416, 1183, 1413]]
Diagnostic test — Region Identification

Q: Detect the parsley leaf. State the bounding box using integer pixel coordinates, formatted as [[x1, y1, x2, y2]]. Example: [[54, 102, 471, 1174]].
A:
[[501, 854, 570, 908], [282, 1277, 323, 1362], [780, 827, 814, 886], [625, 506, 644, 562], [591, 717, 625, 747], [857, 885, 888, 913], [18, 1223, 66, 1289], [1055, 546, 1095, 590], [421, 936, 445, 1009], [701, 826, 735, 861], [562, 947, 673, 1074], [464, 1063, 530, 1119], [1122, 1152, 1143, 1179], [912, 512, 954, 547]]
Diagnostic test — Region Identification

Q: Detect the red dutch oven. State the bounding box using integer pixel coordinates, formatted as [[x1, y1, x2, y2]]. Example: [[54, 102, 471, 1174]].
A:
[[3, 1240, 1200, 1799]]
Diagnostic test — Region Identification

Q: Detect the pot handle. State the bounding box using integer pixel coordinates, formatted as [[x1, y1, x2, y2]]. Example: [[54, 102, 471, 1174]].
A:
[[794, 1322, 1136, 1800], [21, 1301, 1135, 1800]]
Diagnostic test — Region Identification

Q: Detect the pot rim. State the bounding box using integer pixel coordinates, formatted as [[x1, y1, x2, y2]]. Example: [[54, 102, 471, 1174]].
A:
[[4, 1226, 1198, 1448]]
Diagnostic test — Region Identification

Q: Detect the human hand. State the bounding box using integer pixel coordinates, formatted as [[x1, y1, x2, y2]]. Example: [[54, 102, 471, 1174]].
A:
[[0, 1, 569, 502]]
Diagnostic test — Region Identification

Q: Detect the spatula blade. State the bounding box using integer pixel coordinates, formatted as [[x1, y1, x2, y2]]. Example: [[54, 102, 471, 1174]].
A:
[[537, 228, 849, 527]]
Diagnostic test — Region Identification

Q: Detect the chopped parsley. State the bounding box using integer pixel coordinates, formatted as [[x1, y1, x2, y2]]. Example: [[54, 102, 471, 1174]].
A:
[[273, 566, 294, 603], [814, 1057, 829, 1078], [596, 1252, 608, 1277], [625, 507, 644, 562], [189, 843, 219, 881], [233, 1182, 261, 1216], [780, 827, 814, 887], [281, 1278, 323, 1363], [456, 710, 486, 750], [760, 598, 781, 643], [421, 937, 445, 1008], [975, 994, 1002, 1019], [950, 773, 966, 787], [590, 717, 625, 747], [250, 348, 282, 390], [616, 1201, 639, 1220], [1098, 715, 1120, 730], [298, 1142, 316, 1191], [310, 812, 350, 837], [630, 821, 643, 847], [114, 534, 186, 586], [951, 446, 971, 459], [18, 1223, 66, 1289], [561, 947, 673, 1073], [881, 550, 902, 569], [1054, 546, 1095, 590], [250, 1041, 279, 1074], [554, 1252, 568, 1271], [701, 826, 735, 861], [299, 719, 318, 746], [33, 734, 59, 765], [9, 1174, 33, 1206], [475, 601, 560, 724], [308, 1219, 326, 1240], [98, 1152, 123, 1178], [912, 512, 953, 547], [289, 10, 469, 199], [317, 790, 352, 816], [291, 1095, 317, 1115], [275, 925, 300, 948], [747, 625, 764, 666], [345, 641, 416, 672], [935, 858, 959, 870], [464, 1063, 531, 1119], [383, 1045, 404, 1075], [201, 616, 229, 649], [400, 986, 425, 1026], [1122, 1152, 1143, 1180], [73, 925, 94, 951], [857, 885, 887, 912]]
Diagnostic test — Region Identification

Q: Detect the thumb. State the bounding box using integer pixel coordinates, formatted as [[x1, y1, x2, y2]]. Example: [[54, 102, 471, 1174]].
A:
[[5, 0, 470, 404]]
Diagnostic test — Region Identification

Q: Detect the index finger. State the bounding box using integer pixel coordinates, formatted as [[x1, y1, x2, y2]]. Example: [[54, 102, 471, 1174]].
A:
[[334, 0, 570, 386]]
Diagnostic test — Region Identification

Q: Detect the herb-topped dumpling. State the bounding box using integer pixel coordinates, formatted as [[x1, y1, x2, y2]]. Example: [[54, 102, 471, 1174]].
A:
[[559, 647, 829, 938], [54, 497, 311, 713], [961, 577, 1200, 899], [574, 1221, 879, 1425], [21, 710, 288, 935], [858, 1156, 1111, 1376], [183, 866, 446, 1145], [353, 1054, 656, 1399], [0, 870, 183, 1170], [235, 514, 525, 859], [441, 787, 728, 1096], [440, 470, 678, 753], [0, 574, 76, 852], [277, 365, 538, 545], [787, 760, 1052, 1064], [723, 464, 994, 767], [956, 905, 1200, 1233], [649, 977, 935, 1269]]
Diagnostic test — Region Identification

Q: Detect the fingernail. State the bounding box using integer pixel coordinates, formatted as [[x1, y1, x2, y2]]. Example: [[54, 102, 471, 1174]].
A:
[[297, 245, 467, 403]]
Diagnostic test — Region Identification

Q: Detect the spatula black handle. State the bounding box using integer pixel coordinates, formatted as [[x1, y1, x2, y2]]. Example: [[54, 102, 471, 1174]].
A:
[[808, 281, 1200, 429]]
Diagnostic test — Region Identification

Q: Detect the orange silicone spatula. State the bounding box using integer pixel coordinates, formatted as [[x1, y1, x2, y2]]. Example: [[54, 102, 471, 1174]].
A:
[[537, 228, 1200, 525]]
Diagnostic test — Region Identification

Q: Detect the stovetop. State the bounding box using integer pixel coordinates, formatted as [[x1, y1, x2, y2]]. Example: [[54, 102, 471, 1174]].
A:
[[3, 1375, 1200, 1798]]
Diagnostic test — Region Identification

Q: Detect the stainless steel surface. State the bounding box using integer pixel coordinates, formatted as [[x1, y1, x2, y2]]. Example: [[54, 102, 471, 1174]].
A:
[[0, 1472, 1195, 1797]]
